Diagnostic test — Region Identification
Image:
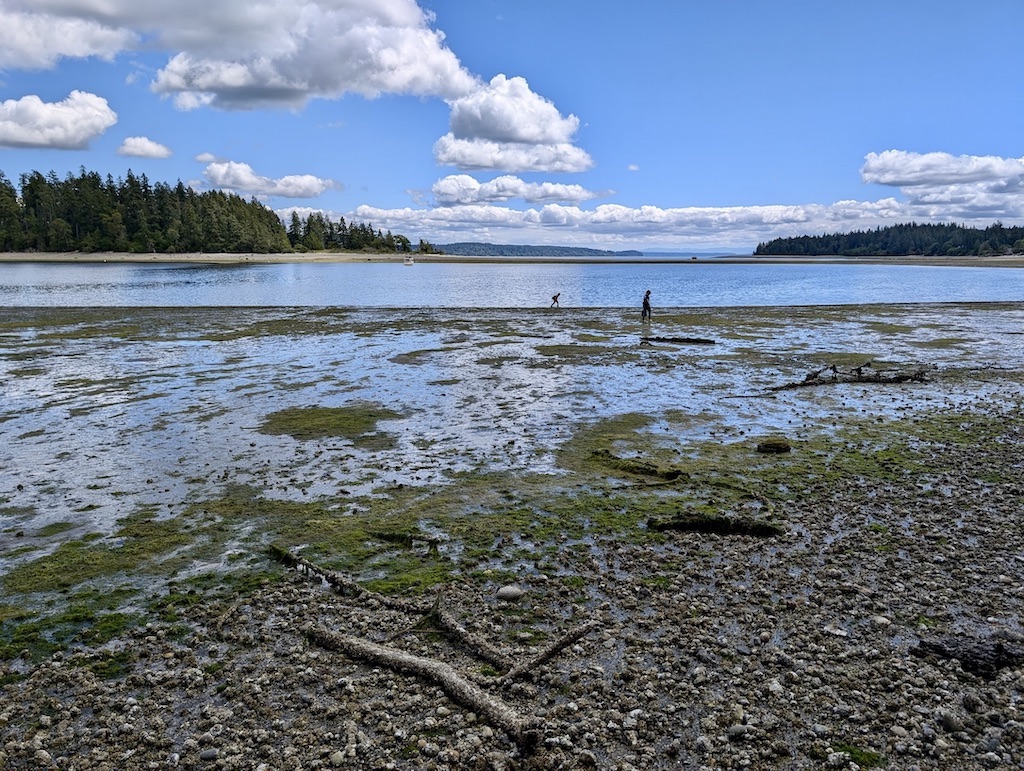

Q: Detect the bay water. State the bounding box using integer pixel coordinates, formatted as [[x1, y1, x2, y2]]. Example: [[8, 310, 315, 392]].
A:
[[2, 259, 1022, 307]]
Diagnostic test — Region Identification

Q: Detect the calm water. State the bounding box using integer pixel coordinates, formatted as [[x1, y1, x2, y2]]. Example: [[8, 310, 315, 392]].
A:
[[1, 259, 1022, 307]]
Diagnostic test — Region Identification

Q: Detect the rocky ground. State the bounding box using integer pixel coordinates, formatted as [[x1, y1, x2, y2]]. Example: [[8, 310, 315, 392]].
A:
[[3, 404, 1024, 770]]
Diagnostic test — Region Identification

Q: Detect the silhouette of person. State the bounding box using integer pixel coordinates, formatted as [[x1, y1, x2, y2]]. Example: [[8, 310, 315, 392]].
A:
[[551, 292, 560, 307], [641, 289, 652, 321]]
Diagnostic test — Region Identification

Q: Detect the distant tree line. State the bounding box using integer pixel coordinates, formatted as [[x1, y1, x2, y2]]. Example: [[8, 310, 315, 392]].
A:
[[285, 210, 433, 254], [0, 167, 432, 255], [755, 222, 1024, 257]]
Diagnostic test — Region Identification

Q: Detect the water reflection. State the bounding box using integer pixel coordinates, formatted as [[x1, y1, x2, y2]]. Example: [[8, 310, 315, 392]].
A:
[[1, 260, 1022, 307]]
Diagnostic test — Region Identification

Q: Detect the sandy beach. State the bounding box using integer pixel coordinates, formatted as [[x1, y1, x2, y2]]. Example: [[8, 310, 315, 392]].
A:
[[2, 303, 1024, 769]]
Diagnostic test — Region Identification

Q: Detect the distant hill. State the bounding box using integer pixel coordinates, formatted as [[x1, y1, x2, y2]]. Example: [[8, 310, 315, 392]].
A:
[[436, 242, 643, 257]]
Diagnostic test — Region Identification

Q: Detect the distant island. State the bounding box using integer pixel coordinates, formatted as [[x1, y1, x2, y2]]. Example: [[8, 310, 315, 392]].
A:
[[436, 242, 643, 258], [756, 222, 1024, 257]]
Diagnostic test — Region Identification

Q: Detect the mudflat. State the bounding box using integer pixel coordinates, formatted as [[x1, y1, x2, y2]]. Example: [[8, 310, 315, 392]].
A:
[[1, 303, 1023, 769]]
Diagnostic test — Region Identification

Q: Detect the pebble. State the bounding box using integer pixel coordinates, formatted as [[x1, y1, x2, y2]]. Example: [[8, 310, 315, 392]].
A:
[[496, 585, 525, 601]]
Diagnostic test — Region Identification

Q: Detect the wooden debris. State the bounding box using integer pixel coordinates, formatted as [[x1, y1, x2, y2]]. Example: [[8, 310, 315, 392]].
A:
[[648, 513, 785, 538], [640, 336, 715, 345], [911, 634, 1024, 679], [307, 627, 541, 751], [769, 361, 932, 391], [270, 545, 601, 754], [501, 619, 602, 683]]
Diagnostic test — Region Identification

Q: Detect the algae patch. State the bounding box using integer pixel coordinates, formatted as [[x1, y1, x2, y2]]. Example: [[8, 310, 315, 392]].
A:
[[258, 403, 403, 443]]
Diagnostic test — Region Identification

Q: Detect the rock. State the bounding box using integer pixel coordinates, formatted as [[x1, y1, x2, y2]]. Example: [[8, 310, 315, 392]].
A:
[[756, 438, 791, 454], [496, 585, 525, 601]]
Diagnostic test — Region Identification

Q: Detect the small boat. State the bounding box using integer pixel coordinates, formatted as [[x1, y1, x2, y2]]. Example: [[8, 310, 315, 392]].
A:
[[403, 255, 415, 266]]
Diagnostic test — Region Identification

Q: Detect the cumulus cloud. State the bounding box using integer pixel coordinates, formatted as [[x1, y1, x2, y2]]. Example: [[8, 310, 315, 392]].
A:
[[0, 91, 117, 149], [0, 9, 137, 69], [434, 75, 593, 172], [348, 198, 916, 251], [862, 150, 1024, 221], [2, 2, 591, 176], [432, 174, 602, 205], [118, 136, 172, 158], [203, 160, 334, 197], [2, 1, 477, 109], [280, 145, 1024, 250], [862, 150, 1024, 187]]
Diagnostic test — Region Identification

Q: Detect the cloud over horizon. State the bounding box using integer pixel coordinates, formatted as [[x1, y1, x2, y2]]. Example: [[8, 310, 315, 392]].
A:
[[118, 136, 172, 158], [203, 160, 334, 198], [0, 91, 117, 149]]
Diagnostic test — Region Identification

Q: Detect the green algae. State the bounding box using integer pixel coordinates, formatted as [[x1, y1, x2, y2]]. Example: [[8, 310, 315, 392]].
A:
[[35, 521, 76, 537], [258, 403, 402, 442], [2, 512, 195, 594]]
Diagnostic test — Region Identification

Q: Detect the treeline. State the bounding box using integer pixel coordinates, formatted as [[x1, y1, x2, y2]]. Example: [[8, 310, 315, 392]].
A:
[[0, 168, 429, 255], [755, 222, 1024, 257], [285, 210, 430, 254]]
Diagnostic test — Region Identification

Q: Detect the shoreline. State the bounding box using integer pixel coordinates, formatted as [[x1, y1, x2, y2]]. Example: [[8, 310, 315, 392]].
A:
[[2, 250, 1024, 268]]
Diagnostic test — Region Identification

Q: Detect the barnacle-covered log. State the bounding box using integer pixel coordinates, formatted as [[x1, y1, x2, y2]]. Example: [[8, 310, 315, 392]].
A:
[[307, 627, 540, 751]]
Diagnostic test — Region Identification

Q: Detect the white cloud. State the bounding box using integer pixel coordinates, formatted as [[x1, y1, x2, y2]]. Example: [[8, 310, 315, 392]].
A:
[[862, 150, 1024, 222], [283, 146, 1024, 250], [434, 75, 593, 173], [0, 91, 117, 149], [862, 150, 1024, 187], [118, 136, 172, 158], [448, 75, 577, 145], [2, 2, 590, 176], [2, 1, 477, 109], [203, 160, 334, 197], [0, 9, 137, 69], [346, 198, 919, 251], [434, 135, 593, 173], [432, 174, 602, 205]]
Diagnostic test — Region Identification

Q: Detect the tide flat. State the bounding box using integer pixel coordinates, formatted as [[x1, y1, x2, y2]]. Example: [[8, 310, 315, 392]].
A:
[[1, 303, 1024, 769]]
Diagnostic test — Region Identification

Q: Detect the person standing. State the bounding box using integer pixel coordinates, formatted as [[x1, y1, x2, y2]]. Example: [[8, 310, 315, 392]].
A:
[[641, 289, 652, 321], [551, 292, 560, 307]]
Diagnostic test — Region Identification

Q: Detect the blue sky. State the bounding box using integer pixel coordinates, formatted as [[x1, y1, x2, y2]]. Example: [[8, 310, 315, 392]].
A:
[[1, 0, 1022, 253]]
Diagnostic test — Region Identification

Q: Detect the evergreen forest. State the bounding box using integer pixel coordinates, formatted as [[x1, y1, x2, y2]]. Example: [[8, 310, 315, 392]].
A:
[[0, 168, 425, 255], [755, 222, 1024, 257]]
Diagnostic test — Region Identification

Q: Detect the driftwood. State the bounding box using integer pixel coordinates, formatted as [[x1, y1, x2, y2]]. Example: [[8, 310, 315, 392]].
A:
[[648, 513, 785, 538], [501, 619, 602, 684], [911, 634, 1024, 679], [769, 361, 931, 391], [640, 336, 715, 345], [307, 627, 541, 751], [270, 546, 600, 753], [270, 546, 517, 669]]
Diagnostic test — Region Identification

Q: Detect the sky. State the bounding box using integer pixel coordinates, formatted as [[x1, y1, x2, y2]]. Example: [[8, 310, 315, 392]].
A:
[[0, 0, 1022, 254]]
